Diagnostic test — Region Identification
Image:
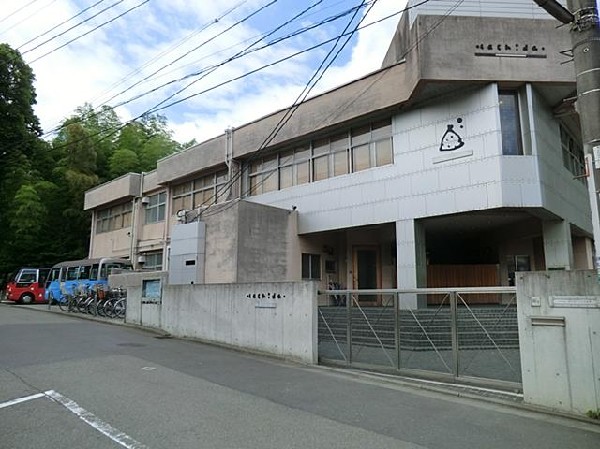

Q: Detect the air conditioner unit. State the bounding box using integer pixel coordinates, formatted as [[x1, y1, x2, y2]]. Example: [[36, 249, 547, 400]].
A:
[[141, 196, 150, 205]]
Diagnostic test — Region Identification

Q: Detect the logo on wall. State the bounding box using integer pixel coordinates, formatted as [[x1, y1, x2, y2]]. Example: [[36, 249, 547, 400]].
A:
[[439, 118, 465, 152], [474, 43, 547, 59]]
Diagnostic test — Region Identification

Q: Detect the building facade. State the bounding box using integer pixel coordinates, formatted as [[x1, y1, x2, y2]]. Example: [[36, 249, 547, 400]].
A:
[[84, 1, 592, 302]]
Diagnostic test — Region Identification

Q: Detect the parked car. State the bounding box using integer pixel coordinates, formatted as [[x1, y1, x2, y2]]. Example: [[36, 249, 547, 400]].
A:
[[5, 268, 50, 304]]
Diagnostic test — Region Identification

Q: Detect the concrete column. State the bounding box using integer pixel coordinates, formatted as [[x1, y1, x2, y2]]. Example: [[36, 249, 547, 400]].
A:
[[396, 219, 427, 308], [542, 220, 574, 270], [572, 236, 594, 269]]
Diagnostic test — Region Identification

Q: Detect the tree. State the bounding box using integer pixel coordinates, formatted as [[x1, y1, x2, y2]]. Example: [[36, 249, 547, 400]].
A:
[[0, 44, 44, 276], [109, 113, 179, 177]]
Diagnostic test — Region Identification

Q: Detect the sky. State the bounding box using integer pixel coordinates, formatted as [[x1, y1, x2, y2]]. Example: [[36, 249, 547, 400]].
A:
[[0, 0, 408, 145]]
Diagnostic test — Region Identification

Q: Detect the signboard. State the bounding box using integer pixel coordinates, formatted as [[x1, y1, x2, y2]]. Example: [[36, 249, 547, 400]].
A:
[[142, 279, 162, 303], [549, 296, 600, 308]]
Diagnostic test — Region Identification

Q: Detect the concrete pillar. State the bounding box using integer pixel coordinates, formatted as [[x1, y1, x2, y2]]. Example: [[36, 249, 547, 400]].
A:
[[572, 236, 594, 269], [542, 220, 574, 270], [396, 219, 427, 308]]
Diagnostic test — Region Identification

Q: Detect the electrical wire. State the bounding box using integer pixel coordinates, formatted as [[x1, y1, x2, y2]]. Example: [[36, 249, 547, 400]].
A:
[[0, 0, 58, 37], [191, 0, 376, 220], [17, 0, 108, 51], [21, 0, 127, 55], [22, 0, 424, 171], [101, 0, 281, 112], [88, 0, 249, 107], [39, 0, 369, 141], [0, 0, 42, 26], [139, 0, 329, 115], [218, 0, 463, 206], [194, 0, 472, 218], [27, 0, 152, 64], [35, 0, 412, 166]]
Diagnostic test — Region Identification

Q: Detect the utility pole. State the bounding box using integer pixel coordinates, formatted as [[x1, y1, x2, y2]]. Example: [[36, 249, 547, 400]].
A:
[[534, 0, 600, 277]]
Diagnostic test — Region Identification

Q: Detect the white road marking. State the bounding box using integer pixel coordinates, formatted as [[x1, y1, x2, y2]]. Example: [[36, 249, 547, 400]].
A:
[[1, 390, 147, 448], [0, 392, 45, 409], [44, 390, 147, 449]]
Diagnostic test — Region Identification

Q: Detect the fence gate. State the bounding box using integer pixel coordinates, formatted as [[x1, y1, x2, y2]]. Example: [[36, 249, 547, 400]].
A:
[[318, 287, 521, 389]]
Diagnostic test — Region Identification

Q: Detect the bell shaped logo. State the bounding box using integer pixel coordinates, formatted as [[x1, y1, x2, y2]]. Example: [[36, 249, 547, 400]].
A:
[[439, 124, 465, 152]]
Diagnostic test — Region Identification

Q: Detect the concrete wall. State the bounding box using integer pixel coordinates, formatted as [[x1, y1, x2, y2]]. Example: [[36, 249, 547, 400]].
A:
[[202, 201, 298, 283], [84, 173, 141, 210], [417, 15, 572, 83], [517, 270, 600, 415], [407, 0, 568, 23], [114, 271, 318, 364], [531, 87, 591, 232], [250, 84, 591, 237], [157, 63, 416, 185], [90, 227, 130, 259]]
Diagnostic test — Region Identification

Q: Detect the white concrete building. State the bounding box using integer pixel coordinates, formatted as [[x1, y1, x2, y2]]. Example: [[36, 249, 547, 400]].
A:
[[84, 1, 592, 306]]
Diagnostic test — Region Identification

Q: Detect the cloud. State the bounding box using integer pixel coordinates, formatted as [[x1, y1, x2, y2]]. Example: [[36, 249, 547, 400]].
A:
[[1, 0, 405, 144]]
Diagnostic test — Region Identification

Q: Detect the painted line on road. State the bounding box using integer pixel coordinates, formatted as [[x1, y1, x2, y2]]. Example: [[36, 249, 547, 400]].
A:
[[0, 392, 46, 409], [44, 390, 147, 449]]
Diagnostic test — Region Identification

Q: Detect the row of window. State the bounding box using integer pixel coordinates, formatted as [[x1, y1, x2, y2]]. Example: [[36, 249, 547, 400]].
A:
[[499, 91, 585, 181], [97, 101, 583, 234], [172, 170, 229, 213], [248, 118, 393, 196], [96, 203, 132, 233]]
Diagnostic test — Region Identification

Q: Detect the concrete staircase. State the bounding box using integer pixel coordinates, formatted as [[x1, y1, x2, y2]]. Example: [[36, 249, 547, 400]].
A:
[[318, 306, 519, 350]]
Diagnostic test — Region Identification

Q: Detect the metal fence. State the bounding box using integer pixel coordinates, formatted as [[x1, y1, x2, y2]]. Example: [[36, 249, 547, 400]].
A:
[[318, 287, 521, 390]]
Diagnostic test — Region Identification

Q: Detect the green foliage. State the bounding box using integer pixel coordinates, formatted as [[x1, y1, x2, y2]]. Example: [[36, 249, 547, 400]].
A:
[[109, 148, 140, 177], [0, 44, 185, 283], [0, 44, 43, 275], [587, 409, 600, 420]]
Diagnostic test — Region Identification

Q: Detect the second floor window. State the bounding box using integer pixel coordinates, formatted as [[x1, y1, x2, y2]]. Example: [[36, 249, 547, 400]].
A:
[[96, 202, 132, 233], [172, 170, 229, 213], [248, 118, 393, 196], [144, 192, 166, 224], [499, 91, 523, 155]]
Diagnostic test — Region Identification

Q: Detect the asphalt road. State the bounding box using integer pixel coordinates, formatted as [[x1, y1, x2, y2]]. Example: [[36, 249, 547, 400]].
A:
[[1, 304, 598, 449]]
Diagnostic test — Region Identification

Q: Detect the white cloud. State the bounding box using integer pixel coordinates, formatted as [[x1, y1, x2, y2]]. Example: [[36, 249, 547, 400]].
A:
[[1, 0, 406, 144]]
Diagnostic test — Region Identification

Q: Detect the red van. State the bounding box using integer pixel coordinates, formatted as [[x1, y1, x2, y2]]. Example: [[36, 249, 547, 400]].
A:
[[5, 268, 50, 304]]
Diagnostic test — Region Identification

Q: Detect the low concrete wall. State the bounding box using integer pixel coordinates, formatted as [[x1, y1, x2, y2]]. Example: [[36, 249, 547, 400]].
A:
[[112, 272, 319, 364], [517, 270, 600, 415]]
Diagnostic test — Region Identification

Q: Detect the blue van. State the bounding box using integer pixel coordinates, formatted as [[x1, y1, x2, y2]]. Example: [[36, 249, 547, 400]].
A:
[[45, 257, 132, 302]]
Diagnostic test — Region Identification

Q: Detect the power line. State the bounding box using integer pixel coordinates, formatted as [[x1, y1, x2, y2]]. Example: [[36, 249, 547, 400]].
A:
[[198, 0, 455, 216], [224, 0, 463, 204], [31, 0, 415, 164], [139, 0, 329, 115], [135, 2, 377, 115], [0, 0, 42, 26], [100, 0, 280, 112], [0, 0, 58, 37], [39, 0, 403, 161], [88, 0, 249, 107], [21, 0, 127, 55], [17, 0, 109, 51], [193, 0, 377, 219], [28, 0, 150, 63], [40, 0, 363, 140]]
